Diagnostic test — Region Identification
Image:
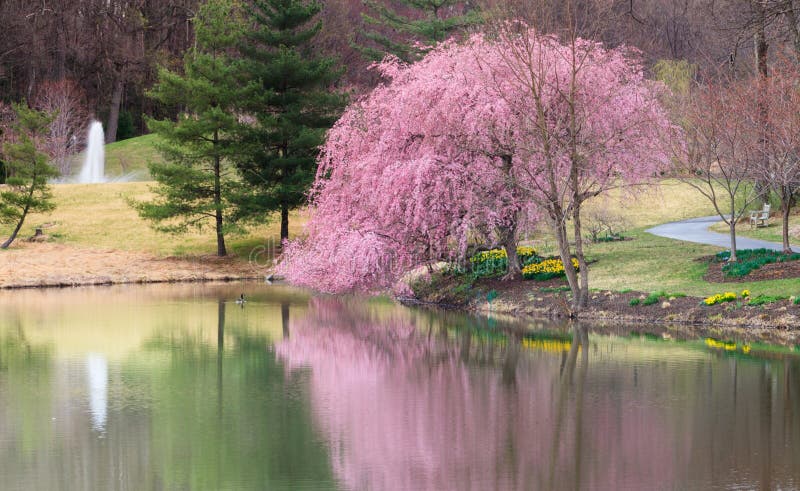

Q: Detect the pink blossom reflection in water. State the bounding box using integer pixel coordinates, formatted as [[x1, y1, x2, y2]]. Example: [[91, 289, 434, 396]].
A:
[[276, 299, 687, 491]]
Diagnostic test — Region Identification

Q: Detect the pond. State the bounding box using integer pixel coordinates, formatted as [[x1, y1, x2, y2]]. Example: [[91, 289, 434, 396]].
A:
[[1, 282, 799, 490]]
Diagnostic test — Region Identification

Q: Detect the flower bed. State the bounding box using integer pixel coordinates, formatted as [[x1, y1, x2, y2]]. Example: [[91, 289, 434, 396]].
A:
[[716, 249, 800, 278], [470, 246, 539, 277], [522, 257, 580, 281], [703, 292, 737, 306], [469, 247, 580, 281]]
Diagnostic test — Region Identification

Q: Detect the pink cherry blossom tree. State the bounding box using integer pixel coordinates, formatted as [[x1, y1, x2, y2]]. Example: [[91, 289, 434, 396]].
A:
[[280, 25, 671, 304], [475, 23, 673, 309], [278, 43, 537, 293]]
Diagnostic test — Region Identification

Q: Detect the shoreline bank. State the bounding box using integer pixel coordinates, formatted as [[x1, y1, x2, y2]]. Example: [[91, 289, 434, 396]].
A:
[[404, 276, 800, 345], [0, 242, 265, 290]]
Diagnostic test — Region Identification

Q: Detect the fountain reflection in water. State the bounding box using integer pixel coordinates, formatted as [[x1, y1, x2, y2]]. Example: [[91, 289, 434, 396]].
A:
[[86, 353, 108, 433], [77, 121, 105, 183]]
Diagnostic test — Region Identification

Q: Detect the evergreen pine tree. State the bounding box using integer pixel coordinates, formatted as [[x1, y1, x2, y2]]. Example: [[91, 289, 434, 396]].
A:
[[238, 0, 345, 241], [135, 0, 247, 256], [357, 0, 481, 63], [0, 103, 58, 249]]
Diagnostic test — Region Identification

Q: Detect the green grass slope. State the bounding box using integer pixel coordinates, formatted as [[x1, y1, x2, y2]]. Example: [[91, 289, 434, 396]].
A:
[[69, 133, 164, 180]]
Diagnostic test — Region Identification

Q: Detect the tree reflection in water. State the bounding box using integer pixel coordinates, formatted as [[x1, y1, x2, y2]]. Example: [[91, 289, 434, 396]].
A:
[[277, 297, 800, 491], [2, 286, 800, 490]]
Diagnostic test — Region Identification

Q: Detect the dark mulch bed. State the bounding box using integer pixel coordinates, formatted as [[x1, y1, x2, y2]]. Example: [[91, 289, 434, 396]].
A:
[[408, 274, 800, 333], [703, 259, 800, 283]]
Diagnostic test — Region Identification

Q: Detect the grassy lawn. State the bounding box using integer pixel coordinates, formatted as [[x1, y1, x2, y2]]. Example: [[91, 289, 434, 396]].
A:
[[584, 179, 720, 228], [586, 229, 800, 298], [1, 173, 797, 297], [0, 182, 306, 258], [709, 212, 800, 248], [532, 180, 800, 298], [4, 134, 302, 260], [104, 134, 164, 177], [68, 134, 164, 180]]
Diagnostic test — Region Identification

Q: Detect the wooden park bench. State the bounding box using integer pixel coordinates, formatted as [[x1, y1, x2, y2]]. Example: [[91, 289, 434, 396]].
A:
[[749, 204, 771, 228]]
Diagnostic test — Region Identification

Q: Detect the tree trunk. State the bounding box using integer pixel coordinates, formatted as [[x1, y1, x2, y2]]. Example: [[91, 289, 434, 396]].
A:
[[572, 202, 589, 308], [1, 182, 34, 249], [213, 150, 227, 257], [785, 2, 800, 56], [280, 202, 289, 241], [782, 189, 793, 253], [755, 1, 769, 78], [501, 222, 521, 281], [554, 210, 580, 315], [729, 222, 738, 263], [54, 19, 66, 81], [1, 215, 26, 249], [754, 0, 771, 202], [105, 77, 124, 144]]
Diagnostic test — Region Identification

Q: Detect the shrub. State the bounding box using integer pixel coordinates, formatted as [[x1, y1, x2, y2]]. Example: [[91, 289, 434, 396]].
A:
[[747, 295, 786, 306], [642, 291, 666, 306], [584, 208, 630, 243], [593, 233, 625, 242], [629, 298, 641, 306]]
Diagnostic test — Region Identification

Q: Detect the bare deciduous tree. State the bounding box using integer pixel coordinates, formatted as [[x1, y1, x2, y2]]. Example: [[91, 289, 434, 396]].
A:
[[748, 59, 800, 252], [33, 79, 88, 176], [671, 79, 761, 262]]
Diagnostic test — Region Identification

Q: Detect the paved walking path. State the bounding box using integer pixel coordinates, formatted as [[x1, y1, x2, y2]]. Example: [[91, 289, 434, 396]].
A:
[[646, 215, 798, 252]]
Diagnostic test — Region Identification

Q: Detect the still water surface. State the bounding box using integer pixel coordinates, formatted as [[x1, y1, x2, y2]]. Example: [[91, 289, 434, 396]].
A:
[[1, 283, 800, 490]]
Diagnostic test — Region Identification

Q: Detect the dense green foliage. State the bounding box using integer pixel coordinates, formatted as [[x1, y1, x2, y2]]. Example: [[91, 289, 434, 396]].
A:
[[747, 294, 787, 306], [116, 110, 135, 141], [237, 0, 345, 240], [135, 0, 249, 256], [717, 248, 800, 277], [357, 0, 481, 62], [0, 103, 58, 249]]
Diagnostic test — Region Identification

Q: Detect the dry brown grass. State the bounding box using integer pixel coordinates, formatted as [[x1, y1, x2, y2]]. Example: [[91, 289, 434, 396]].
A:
[[0, 242, 265, 289], [583, 179, 719, 229], [0, 181, 307, 258], [0, 181, 308, 288]]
